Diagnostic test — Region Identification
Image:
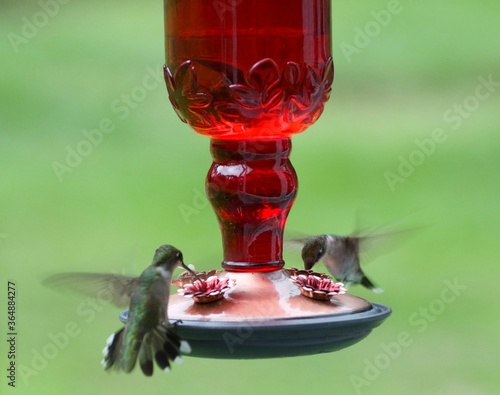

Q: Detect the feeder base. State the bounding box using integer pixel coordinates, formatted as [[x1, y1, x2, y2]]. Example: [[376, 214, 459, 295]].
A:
[[120, 270, 391, 358]]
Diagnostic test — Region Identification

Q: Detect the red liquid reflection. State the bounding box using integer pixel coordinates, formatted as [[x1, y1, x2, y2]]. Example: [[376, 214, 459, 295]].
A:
[[206, 139, 297, 272], [164, 0, 332, 139], [164, 0, 332, 271]]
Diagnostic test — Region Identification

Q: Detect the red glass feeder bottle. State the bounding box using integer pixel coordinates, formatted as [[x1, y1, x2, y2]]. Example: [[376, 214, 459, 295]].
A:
[[158, 0, 390, 358]]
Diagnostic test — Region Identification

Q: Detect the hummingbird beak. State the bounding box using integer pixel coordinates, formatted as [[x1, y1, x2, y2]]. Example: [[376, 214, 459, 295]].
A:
[[304, 259, 316, 271], [180, 262, 201, 282]]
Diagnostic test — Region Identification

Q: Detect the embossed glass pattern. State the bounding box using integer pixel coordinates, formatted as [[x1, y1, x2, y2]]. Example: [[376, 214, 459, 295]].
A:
[[164, 0, 332, 139]]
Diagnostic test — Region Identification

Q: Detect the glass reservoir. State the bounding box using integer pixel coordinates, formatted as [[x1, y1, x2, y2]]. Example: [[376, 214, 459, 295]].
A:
[[164, 0, 333, 272]]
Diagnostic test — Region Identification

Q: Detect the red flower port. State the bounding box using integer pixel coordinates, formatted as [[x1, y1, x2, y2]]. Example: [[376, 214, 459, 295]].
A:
[[175, 272, 236, 304], [288, 269, 347, 301]]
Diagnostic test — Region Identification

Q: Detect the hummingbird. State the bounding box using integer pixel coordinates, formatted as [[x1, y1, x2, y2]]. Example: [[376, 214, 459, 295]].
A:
[[43, 244, 196, 376], [296, 234, 383, 293], [290, 214, 425, 292]]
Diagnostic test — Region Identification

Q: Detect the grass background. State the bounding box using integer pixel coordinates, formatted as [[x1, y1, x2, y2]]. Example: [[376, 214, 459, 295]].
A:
[[1, 0, 499, 394]]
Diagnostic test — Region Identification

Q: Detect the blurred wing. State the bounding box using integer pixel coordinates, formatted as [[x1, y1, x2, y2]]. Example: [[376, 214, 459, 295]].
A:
[[284, 229, 315, 251], [357, 225, 426, 264], [283, 237, 310, 266], [42, 272, 138, 308], [284, 238, 308, 251], [284, 232, 317, 269]]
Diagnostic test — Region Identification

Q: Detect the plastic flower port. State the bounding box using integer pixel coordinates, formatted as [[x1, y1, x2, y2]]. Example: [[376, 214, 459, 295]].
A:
[[285, 268, 331, 280], [172, 269, 220, 287], [176, 273, 235, 304], [288, 269, 347, 301]]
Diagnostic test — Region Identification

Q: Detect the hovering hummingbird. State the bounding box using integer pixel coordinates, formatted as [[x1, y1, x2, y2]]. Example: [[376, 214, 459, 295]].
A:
[[298, 234, 383, 293], [43, 244, 196, 376], [290, 214, 425, 292]]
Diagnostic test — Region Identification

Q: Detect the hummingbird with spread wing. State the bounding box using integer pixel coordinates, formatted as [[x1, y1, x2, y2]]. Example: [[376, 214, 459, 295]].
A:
[[43, 244, 195, 376], [298, 234, 383, 293], [288, 220, 422, 293]]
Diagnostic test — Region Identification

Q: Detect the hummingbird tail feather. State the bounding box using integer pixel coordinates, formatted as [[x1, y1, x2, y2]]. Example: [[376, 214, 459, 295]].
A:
[[138, 325, 191, 375], [101, 327, 125, 371], [138, 332, 154, 376], [361, 275, 383, 293]]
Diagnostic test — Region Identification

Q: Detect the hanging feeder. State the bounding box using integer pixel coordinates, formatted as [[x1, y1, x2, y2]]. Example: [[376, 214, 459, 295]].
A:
[[121, 0, 391, 359]]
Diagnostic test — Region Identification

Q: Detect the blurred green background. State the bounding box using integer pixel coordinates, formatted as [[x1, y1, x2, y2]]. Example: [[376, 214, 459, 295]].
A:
[[1, 0, 499, 394]]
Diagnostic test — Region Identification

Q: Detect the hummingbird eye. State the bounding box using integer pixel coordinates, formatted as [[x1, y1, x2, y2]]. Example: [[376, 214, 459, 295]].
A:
[[316, 247, 325, 261]]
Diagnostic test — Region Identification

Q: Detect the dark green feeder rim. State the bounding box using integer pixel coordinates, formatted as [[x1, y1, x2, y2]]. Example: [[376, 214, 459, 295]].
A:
[[119, 303, 391, 359]]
